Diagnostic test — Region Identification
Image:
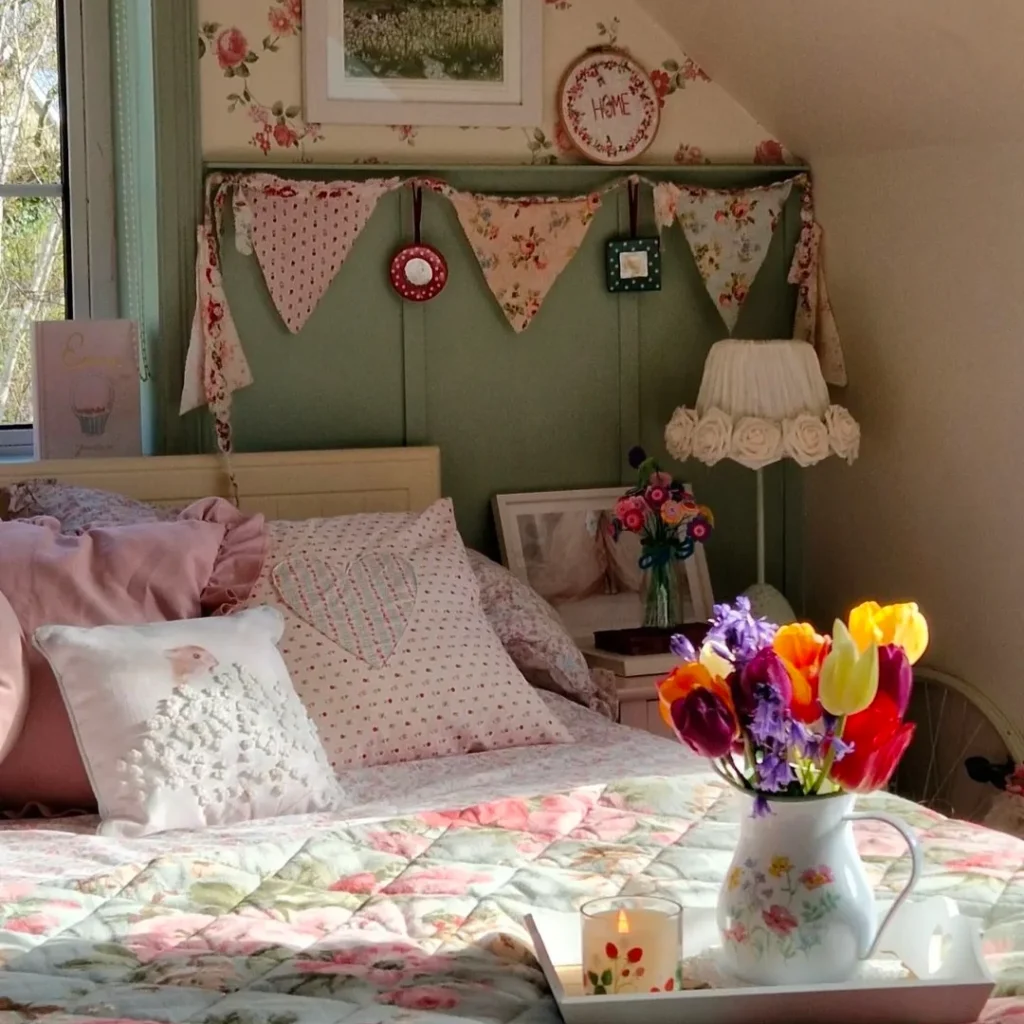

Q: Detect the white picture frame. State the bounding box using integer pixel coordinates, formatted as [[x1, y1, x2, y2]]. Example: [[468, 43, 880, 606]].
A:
[[303, 0, 543, 127], [494, 486, 714, 644]]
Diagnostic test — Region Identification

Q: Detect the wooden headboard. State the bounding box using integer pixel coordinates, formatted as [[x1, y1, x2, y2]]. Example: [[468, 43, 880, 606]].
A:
[[0, 448, 442, 519]]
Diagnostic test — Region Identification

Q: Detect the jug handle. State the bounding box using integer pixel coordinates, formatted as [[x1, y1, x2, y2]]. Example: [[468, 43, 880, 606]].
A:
[[844, 810, 923, 961]]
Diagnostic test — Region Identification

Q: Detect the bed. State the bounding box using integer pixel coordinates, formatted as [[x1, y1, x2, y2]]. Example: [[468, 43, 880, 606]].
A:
[[1, 449, 1023, 1024]]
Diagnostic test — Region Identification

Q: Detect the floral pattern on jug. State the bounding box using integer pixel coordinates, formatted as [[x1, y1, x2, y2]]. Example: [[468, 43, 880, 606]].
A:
[[721, 854, 842, 962]]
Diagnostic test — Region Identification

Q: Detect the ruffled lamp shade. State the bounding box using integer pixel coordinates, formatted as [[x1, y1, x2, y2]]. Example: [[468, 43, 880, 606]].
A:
[[664, 340, 860, 625], [665, 340, 859, 469]]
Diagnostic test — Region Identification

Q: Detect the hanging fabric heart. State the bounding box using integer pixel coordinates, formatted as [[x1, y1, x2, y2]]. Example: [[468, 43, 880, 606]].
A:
[[390, 185, 449, 303]]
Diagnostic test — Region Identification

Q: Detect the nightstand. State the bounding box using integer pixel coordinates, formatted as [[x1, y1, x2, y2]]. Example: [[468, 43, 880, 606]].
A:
[[580, 647, 678, 739]]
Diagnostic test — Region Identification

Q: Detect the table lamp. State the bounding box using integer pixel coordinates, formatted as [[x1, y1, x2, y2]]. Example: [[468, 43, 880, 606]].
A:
[[664, 339, 859, 624]]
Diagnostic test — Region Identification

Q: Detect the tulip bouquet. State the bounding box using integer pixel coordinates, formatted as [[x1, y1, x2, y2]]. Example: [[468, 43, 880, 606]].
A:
[[659, 597, 929, 813]]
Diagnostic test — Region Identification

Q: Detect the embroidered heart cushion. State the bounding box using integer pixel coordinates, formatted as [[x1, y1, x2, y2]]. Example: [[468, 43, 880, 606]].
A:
[[241, 499, 573, 769]]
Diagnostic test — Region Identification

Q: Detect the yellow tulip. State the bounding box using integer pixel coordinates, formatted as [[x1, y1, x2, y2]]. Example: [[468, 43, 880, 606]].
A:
[[818, 619, 879, 717], [847, 601, 929, 665]]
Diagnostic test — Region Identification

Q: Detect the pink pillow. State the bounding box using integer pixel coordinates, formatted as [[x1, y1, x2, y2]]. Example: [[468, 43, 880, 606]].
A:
[[0, 591, 27, 764], [243, 499, 573, 769], [0, 501, 265, 815]]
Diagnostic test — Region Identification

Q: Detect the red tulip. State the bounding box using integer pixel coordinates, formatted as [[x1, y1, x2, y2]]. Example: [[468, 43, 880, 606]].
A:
[[829, 692, 915, 793], [670, 689, 737, 758], [877, 644, 913, 717]]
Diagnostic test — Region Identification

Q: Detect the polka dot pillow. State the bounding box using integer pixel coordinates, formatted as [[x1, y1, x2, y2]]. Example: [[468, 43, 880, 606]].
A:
[[242, 499, 573, 768]]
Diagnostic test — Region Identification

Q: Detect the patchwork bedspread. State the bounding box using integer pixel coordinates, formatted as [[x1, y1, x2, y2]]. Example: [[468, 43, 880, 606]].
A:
[[2, 700, 1024, 1023]]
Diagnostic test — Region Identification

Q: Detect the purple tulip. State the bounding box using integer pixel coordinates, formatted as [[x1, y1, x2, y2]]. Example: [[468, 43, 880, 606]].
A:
[[670, 690, 736, 759], [877, 644, 913, 718], [732, 648, 793, 721]]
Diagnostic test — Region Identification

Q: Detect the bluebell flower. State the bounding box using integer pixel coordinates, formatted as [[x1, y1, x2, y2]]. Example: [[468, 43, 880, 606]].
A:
[[757, 753, 795, 793], [751, 794, 772, 818], [670, 633, 697, 662], [705, 597, 778, 666]]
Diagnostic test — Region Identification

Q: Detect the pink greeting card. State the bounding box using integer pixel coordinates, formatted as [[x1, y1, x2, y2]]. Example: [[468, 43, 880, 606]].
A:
[[32, 320, 142, 460]]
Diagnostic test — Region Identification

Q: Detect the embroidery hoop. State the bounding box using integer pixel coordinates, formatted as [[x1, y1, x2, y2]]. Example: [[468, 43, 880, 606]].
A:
[[558, 47, 661, 166], [390, 186, 449, 303]]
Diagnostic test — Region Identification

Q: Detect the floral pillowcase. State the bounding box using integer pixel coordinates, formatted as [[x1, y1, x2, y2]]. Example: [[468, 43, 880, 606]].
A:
[[4, 479, 181, 533]]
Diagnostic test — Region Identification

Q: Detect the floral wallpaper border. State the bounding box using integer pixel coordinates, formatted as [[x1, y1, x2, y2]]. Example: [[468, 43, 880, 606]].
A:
[[199, 0, 794, 166]]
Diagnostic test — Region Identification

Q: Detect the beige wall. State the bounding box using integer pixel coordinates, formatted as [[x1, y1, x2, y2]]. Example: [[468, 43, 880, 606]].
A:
[[199, 0, 786, 165], [806, 143, 1024, 720]]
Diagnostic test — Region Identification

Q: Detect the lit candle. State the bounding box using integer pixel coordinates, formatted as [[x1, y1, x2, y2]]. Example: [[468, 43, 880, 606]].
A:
[[580, 896, 682, 996]]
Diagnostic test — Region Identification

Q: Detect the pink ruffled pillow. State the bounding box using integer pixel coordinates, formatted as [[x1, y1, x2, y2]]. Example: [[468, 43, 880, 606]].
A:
[[0, 499, 267, 816]]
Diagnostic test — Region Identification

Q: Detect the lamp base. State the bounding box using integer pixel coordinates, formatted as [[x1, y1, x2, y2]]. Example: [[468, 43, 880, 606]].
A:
[[742, 583, 797, 626]]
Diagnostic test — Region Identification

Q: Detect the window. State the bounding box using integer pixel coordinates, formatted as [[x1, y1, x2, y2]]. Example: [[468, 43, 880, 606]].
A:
[[0, 0, 115, 455]]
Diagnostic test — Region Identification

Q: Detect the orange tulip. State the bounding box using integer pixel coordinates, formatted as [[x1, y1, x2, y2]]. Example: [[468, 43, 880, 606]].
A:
[[847, 602, 929, 666], [772, 623, 830, 723], [658, 662, 734, 732]]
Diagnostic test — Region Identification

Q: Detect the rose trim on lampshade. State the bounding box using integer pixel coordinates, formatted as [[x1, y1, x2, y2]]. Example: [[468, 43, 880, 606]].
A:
[[666, 403, 860, 469]]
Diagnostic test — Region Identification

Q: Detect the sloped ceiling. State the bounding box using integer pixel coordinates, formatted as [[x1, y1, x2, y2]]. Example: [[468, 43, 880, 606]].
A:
[[637, 0, 1024, 159]]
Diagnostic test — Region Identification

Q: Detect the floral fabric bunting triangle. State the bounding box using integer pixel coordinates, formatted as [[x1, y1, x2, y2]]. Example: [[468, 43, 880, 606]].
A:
[[239, 175, 401, 334], [448, 191, 602, 333], [656, 181, 793, 332], [181, 177, 253, 455]]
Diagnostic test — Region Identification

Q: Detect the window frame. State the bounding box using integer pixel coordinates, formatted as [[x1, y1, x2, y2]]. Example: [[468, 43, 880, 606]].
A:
[[0, 0, 117, 457]]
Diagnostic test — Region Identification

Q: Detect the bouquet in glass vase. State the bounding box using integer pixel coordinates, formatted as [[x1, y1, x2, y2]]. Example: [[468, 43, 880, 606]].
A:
[[659, 598, 931, 986], [609, 446, 714, 629]]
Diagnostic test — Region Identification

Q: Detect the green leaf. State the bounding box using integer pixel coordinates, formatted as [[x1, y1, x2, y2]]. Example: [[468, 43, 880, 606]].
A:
[[268, 42, 280, 53], [663, 58, 680, 72], [245, 51, 259, 63], [272, 100, 284, 116], [533, 127, 545, 142], [236, 64, 251, 78], [594, 985, 607, 995], [224, 65, 235, 78], [600, 969, 613, 986], [263, 35, 273, 49], [285, 105, 301, 118], [243, 86, 252, 101], [201, 21, 221, 36], [198, 37, 206, 59], [588, 970, 600, 985], [190, 881, 248, 911]]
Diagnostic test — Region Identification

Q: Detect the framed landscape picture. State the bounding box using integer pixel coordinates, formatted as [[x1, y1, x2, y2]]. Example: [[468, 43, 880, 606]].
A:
[[303, 0, 543, 126]]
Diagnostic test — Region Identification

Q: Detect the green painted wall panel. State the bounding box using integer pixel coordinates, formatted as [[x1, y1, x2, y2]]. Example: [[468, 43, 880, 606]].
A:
[[226, 197, 407, 449], [215, 166, 803, 604]]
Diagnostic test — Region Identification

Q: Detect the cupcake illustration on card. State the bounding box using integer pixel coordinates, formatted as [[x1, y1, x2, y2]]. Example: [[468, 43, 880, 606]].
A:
[[32, 320, 142, 459], [71, 372, 115, 436]]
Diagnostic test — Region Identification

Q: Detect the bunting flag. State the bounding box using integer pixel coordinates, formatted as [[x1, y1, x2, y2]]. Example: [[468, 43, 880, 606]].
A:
[[447, 190, 603, 333], [181, 175, 253, 456], [790, 188, 847, 386], [238, 175, 401, 334], [655, 180, 793, 332]]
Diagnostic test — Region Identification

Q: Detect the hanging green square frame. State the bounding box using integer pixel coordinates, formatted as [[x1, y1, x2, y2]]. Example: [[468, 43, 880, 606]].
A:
[[606, 237, 663, 293]]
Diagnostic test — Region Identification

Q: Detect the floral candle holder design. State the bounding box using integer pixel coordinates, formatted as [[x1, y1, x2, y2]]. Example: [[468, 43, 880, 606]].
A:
[[580, 896, 682, 996]]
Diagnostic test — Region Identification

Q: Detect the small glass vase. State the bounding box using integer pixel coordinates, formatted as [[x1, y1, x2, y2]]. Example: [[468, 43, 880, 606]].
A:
[[640, 558, 683, 629]]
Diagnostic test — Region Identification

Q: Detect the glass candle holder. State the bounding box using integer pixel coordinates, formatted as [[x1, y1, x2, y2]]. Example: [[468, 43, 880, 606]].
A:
[[580, 896, 682, 996]]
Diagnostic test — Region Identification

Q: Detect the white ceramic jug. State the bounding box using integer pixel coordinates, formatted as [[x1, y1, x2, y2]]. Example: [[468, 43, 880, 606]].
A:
[[717, 790, 922, 986]]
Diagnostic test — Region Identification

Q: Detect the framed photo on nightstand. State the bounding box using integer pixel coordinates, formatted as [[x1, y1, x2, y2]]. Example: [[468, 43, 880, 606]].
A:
[[493, 486, 714, 644]]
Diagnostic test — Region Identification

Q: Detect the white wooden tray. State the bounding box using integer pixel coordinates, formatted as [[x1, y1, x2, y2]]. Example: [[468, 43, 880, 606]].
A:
[[525, 898, 994, 1024]]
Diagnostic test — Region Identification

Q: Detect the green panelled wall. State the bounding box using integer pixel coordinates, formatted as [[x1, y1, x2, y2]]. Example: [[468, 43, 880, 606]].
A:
[[217, 166, 801, 603]]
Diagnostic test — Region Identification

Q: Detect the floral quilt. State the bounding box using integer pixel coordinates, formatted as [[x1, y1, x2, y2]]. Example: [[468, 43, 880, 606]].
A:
[[2, 708, 1024, 1023]]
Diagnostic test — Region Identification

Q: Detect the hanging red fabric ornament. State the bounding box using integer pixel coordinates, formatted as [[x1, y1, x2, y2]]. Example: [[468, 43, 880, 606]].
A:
[[390, 185, 448, 302]]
